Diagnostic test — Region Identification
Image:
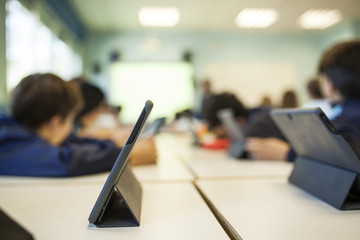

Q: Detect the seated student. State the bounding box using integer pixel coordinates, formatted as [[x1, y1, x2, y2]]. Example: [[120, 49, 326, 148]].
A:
[[72, 79, 157, 166], [246, 95, 272, 123], [301, 77, 332, 116], [246, 40, 360, 161], [241, 89, 299, 152], [0, 73, 123, 177], [202, 91, 287, 158], [199, 79, 214, 119], [280, 90, 298, 108], [202, 92, 248, 138]]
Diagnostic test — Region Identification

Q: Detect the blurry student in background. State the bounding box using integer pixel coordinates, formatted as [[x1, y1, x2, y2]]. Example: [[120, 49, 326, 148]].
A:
[[199, 90, 287, 160], [302, 77, 331, 116], [199, 79, 214, 119], [203, 92, 248, 138], [72, 79, 157, 166], [280, 90, 298, 108], [246, 40, 360, 161], [0, 73, 121, 176]]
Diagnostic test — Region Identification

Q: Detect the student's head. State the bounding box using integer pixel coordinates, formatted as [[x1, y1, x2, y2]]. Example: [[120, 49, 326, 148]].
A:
[[73, 81, 106, 127], [280, 90, 298, 108], [200, 79, 212, 94], [260, 96, 272, 107], [203, 92, 248, 137], [11, 73, 83, 145], [318, 40, 360, 100], [306, 77, 323, 99]]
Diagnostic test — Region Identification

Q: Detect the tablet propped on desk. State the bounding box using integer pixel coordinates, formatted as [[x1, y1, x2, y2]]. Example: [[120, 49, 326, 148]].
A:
[[271, 107, 360, 210], [88, 100, 153, 227], [141, 117, 166, 138], [217, 108, 246, 159]]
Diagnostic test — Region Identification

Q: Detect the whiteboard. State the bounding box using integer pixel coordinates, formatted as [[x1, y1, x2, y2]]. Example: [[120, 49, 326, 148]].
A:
[[109, 62, 195, 123], [203, 62, 298, 108]]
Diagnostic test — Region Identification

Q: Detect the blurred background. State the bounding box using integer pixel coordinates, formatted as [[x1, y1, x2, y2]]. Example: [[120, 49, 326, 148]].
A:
[[0, 0, 359, 122]]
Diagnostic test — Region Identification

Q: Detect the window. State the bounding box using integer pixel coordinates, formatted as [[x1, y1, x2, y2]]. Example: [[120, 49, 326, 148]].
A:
[[6, 0, 82, 92]]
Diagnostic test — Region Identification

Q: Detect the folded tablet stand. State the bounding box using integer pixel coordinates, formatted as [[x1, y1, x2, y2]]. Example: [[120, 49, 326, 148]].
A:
[[94, 165, 142, 227], [0, 208, 34, 240], [290, 156, 360, 210]]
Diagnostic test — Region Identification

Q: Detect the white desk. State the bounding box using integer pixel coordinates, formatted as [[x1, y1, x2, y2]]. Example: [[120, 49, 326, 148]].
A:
[[179, 146, 294, 179], [133, 133, 193, 182], [196, 178, 360, 240], [0, 182, 229, 240]]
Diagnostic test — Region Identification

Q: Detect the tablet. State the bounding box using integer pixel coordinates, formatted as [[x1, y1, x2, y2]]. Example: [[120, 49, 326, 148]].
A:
[[141, 117, 166, 138], [217, 108, 246, 158], [270, 107, 360, 174], [88, 100, 153, 225], [0, 208, 33, 240]]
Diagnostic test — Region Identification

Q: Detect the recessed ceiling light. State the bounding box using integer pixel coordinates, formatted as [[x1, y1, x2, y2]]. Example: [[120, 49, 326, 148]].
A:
[[235, 8, 278, 29], [298, 9, 342, 29], [139, 7, 180, 27]]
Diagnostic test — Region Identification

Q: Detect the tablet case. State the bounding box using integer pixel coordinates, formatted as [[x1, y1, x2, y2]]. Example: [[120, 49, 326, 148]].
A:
[[88, 100, 153, 227], [217, 109, 246, 158], [271, 108, 360, 210], [0, 208, 34, 240], [93, 164, 142, 227]]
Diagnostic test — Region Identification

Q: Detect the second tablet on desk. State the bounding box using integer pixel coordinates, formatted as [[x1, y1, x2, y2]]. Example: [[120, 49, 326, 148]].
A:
[[217, 108, 246, 159], [271, 107, 360, 210]]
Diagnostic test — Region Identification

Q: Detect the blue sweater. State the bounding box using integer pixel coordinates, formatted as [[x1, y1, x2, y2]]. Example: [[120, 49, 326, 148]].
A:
[[331, 98, 360, 159], [0, 114, 121, 177]]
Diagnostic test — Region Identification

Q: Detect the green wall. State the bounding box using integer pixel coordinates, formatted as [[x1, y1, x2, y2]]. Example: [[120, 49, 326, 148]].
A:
[[83, 20, 359, 105]]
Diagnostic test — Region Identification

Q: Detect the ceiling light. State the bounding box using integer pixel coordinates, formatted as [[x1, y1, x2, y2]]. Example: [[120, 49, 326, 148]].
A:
[[139, 7, 180, 27], [298, 9, 342, 29], [235, 8, 278, 29]]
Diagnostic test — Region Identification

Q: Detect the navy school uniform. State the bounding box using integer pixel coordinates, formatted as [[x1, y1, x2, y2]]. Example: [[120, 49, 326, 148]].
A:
[[330, 98, 360, 159], [0, 114, 121, 177]]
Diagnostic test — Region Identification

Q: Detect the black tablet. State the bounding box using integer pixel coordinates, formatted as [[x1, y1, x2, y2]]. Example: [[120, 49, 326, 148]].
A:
[[270, 107, 360, 174], [270, 108, 360, 209], [88, 100, 153, 225]]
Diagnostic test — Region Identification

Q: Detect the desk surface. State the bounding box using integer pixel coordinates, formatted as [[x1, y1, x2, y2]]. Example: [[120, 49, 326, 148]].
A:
[[196, 178, 360, 240], [0, 182, 229, 240], [179, 146, 293, 179], [1, 133, 356, 239]]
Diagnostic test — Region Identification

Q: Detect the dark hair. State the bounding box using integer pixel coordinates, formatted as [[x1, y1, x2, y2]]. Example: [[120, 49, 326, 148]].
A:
[[307, 78, 323, 99], [74, 81, 105, 123], [318, 40, 360, 97], [281, 90, 298, 108], [11, 73, 83, 130], [203, 92, 248, 130]]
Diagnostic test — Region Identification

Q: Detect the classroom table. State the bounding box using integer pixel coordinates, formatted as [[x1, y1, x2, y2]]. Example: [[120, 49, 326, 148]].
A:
[[134, 133, 193, 182], [2, 132, 357, 240], [178, 145, 294, 179], [196, 178, 360, 240], [0, 182, 229, 240]]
